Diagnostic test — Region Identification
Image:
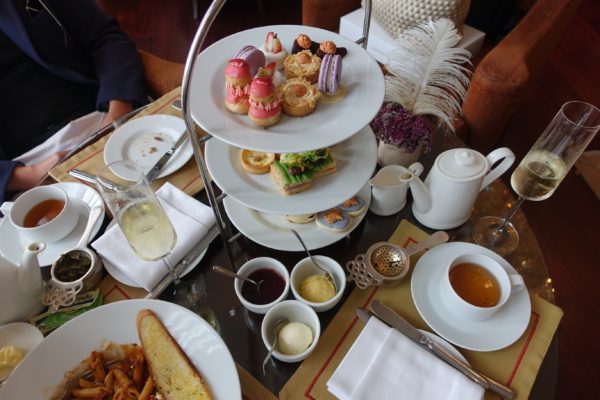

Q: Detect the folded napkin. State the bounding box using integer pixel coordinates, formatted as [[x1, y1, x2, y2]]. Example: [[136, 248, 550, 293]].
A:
[[92, 183, 216, 291], [327, 317, 485, 400]]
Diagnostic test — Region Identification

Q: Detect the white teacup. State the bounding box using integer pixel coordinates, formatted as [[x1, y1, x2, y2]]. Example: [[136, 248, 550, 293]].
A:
[[440, 253, 525, 321], [1, 186, 78, 244]]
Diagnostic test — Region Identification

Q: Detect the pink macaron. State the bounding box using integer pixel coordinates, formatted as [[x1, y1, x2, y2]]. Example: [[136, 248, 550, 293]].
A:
[[234, 45, 266, 76]]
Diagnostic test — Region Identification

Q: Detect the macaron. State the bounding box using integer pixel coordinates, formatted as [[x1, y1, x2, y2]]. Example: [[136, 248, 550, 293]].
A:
[[318, 54, 342, 95], [315, 208, 350, 233], [234, 45, 266, 76], [337, 196, 367, 217]]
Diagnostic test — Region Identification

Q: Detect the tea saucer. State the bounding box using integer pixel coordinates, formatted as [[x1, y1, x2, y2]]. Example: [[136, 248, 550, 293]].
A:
[[0, 183, 104, 267], [411, 242, 531, 352]]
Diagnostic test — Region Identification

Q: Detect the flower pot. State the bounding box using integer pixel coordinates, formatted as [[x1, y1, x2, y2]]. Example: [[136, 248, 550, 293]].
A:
[[377, 142, 422, 167]]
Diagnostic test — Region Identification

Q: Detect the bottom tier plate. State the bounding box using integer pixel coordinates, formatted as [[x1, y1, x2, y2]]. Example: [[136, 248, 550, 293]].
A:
[[223, 185, 371, 251]]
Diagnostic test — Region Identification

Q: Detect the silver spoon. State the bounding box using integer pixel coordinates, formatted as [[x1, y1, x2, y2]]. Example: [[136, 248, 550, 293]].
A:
[[262, 318, 289, 375], [290, 229, 337, 293], [212, 265, 262, 291]]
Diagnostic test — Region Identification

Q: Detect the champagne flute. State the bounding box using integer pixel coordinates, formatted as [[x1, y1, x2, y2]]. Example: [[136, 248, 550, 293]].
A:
[[95, 161, 180, 291], [472, 101, 600, 255]]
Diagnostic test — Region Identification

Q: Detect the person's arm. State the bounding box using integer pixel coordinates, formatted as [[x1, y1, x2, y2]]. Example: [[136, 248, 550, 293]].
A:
[[4, 152, 65, 193], [102, 99, 134, 127]]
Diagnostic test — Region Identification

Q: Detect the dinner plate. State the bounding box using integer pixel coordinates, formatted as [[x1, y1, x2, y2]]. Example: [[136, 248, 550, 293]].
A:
[[0, 182, 104, 267], [103, 115, 192, 179], [189, 24, 385, 153], [206, 125, 377, 214], [0, 323, 44, 381], [0, 299, 241, 399], [411, 242, 531, 352], [224, 185, 371, 251], [101, 220, 208, 287]]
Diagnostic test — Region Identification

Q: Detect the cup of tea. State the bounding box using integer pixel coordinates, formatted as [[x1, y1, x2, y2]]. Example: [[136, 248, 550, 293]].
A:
[[440, 253, 525, 320], [0, 186, 78, 243]]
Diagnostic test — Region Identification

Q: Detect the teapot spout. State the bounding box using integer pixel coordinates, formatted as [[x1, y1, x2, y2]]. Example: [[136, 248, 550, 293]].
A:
[[18, 242, 45, 296], [408, 176, 432, 214]]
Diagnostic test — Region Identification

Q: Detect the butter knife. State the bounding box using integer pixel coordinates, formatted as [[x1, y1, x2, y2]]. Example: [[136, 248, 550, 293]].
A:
[[363, 301, 515, 400], [145, 131, 189, 183]]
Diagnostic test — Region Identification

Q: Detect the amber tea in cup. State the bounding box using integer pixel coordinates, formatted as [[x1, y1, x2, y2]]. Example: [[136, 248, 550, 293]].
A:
[[449, 262, 501, 307], [23, 199, 65, 228]]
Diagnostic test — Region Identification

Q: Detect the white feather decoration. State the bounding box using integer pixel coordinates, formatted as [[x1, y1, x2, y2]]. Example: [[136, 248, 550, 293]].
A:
[[384, 18, 472, 132]]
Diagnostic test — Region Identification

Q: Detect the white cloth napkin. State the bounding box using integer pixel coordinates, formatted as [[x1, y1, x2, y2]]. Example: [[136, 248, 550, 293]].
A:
[[327, 317, 485, 400], [92, 183, 216, 291]]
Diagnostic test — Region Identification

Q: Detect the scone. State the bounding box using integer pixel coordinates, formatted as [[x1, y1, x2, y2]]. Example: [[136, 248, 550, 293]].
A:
[[284, 50, 321, 84], [224, 59, 251, 114], [248, 77, 281, 127], [284, 213, 316, 224], [278, 77, 320, 117]]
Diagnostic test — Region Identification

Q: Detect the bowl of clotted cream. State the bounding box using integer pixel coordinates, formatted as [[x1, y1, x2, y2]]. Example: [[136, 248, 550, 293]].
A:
[[291, 256, 346, 312]]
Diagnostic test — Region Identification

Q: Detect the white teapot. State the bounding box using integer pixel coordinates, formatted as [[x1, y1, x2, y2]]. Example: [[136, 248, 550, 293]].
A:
[[409, 147, 515, 229], [0, 242, 46, 325]]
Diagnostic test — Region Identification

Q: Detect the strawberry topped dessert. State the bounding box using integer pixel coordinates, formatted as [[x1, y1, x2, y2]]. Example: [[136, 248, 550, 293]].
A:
[[248, 77, 281, 127], [260, 32, 288, 70], [224, 59, 251, 114]]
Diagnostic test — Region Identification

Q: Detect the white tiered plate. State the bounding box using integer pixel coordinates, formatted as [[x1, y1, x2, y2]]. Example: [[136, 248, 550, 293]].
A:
[[205, 125, 377, 214], [189, 25, 384, 153], [223, 185, 371, 251]]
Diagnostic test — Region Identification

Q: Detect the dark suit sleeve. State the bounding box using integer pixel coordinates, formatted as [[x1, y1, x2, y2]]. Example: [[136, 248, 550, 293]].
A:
[[42, 0, 148, 110], [0, 160, 19, 205]]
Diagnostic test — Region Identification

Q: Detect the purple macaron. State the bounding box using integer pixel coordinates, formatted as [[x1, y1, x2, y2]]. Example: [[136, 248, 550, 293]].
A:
[[233, 45, 266, 76], [318, 54, 342, 95]]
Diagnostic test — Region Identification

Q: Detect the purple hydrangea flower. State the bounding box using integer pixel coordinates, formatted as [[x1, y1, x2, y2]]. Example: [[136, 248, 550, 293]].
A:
[[370, 102, 434, 153]]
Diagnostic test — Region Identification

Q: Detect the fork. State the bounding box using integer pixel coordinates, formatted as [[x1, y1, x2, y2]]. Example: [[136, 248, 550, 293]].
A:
[[58, 359, 120, 399]]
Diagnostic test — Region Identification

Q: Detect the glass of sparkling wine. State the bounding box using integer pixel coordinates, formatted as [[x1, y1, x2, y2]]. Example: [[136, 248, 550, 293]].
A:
[[472, 101, 600, 255], [95, 161, 180, 290]]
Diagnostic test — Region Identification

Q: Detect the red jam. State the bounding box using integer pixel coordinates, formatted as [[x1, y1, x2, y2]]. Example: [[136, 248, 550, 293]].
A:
[[242, 268, 285, 305]]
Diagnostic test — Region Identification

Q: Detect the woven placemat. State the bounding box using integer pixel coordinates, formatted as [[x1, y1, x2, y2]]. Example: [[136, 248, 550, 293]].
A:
[[279, 220, 563, 400], [48, 87, 207, 196]]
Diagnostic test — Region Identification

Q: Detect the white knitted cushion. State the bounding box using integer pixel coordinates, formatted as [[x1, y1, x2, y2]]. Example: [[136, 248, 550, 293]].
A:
[[366, 0, 471, 37]]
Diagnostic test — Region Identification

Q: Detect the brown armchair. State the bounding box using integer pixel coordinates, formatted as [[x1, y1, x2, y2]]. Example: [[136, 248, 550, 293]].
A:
[[302, 0, 580, 153], [137, 49, 185, 99]]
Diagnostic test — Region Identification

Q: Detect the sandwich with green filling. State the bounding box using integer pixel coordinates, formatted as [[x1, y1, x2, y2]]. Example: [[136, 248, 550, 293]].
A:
[[270, 148, 336, 195]]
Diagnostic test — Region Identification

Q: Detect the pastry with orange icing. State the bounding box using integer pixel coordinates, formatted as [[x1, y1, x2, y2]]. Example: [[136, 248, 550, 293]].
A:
[[278, 77, 320, 117]]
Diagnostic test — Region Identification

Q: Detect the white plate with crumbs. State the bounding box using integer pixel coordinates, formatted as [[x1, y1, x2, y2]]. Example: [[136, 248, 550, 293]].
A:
[[0, 300, 240, 399], [104, 115, 192, 179]]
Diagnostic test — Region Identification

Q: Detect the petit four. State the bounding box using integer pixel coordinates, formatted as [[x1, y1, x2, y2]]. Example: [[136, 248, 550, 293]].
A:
[[338, 196, 367, 216], [248, 77, 281, 127], [291, 34, 319, 54], [270, 149, 336, 195], [284, 50, 321, 84], [315, 40, 337, 58], [260, 32, 288, 70], [224, 59, 251, 114], [240, 149, 275, 174], [316, 208, 350, 232], [284, 213, 316, 224], [318, 54, 345, 103], [233, 45, 266, 76], [278, 77, 320, 117]]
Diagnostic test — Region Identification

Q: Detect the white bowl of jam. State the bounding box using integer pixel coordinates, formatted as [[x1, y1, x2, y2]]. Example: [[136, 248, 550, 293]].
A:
[[234, 257, 290, 314]]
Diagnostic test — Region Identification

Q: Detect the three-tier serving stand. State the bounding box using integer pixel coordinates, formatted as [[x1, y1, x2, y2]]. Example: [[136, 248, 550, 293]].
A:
[[179, 0, 379, 271]]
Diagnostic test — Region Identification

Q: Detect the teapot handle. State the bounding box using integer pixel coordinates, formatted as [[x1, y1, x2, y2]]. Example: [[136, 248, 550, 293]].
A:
[[481, 147, 516, 190]]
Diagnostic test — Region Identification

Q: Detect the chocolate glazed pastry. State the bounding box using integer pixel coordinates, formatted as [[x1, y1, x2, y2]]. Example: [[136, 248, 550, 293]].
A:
[[315, 40, 348, 58]]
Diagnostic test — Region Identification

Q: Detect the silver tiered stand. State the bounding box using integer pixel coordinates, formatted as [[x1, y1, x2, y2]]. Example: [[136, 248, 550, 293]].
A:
[[179, 0, 373, 271]]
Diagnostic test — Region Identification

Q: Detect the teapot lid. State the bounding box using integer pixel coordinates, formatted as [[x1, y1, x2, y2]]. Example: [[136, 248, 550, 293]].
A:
[[437, 148, 486, 179]]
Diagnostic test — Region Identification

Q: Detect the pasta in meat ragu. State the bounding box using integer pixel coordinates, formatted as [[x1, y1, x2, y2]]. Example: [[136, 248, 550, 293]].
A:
[[58, 343, 160, 400]]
